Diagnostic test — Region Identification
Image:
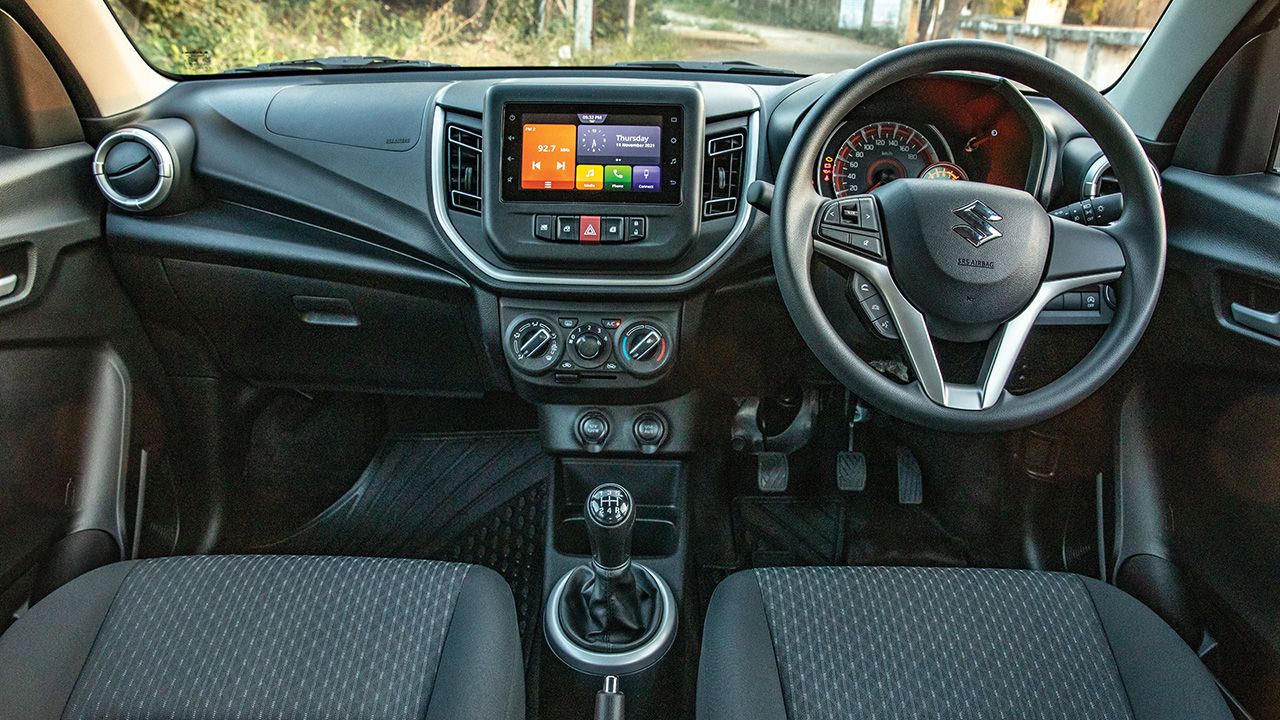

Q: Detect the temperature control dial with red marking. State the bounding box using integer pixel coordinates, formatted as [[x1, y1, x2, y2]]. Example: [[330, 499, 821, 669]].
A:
[[508, 317, 562, 375], [617, 321, 671, 377]]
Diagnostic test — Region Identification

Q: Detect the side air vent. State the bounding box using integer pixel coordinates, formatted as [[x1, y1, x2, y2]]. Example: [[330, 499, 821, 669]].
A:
[[702, 131, 745, 219], [1082, 154, 1161, 199], [93, 127, 175, 211], [447, 125, 482, 214]]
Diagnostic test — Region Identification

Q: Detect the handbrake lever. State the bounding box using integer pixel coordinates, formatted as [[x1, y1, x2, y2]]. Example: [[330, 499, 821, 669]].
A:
[[594, 675, 625, 720]]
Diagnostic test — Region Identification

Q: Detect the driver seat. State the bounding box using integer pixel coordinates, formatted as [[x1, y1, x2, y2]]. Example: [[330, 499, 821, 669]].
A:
[[698, 566, 1232, 720]]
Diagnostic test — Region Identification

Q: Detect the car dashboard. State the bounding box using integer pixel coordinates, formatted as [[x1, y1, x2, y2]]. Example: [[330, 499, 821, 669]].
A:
[[96, 66, 1119, 422]]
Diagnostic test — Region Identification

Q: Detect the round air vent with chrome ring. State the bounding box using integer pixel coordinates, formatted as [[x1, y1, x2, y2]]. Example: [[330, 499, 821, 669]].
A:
[[1081, 153, 1162, 199], [93, 127, 175, 211]]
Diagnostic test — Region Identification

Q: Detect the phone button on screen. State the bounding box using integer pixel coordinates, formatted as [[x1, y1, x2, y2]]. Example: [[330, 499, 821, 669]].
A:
[[605, 165, 632, 190]]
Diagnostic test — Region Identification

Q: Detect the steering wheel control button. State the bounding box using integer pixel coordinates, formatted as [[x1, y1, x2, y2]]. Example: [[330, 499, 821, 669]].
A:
[[556, 216, 579, 242], [857, 197, 879, 231], [508, 318, 562, 375], [851, 273, 878, 301], [848, 232, 883, 258], [568, 323, 611, 368], [633, 412, 668, 454], [871, 316, 899, 339], [817, 197, 885, 259], [534, 215, 555, 240], [860, 295, 888, 321], [618, 321, 672, 377], [577, 411, 611, 453]]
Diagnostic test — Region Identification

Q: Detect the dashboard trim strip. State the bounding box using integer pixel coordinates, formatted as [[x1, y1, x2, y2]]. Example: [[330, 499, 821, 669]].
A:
[[428, 94, 760, 287]]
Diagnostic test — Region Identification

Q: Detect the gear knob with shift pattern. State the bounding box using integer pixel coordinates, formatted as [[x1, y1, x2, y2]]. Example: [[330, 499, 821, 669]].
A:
[[585, 484, 635, 571]]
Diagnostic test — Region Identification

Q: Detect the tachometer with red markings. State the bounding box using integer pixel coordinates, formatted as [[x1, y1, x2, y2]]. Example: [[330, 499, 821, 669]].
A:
[[818, 122, 941, 197]]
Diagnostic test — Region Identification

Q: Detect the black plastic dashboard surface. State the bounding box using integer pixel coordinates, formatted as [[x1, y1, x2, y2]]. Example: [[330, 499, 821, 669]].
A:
[[99, 69, 1083, 299]]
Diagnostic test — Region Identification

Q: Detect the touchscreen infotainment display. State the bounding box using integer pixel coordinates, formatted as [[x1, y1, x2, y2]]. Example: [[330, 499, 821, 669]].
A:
[[501, 104, 684, 203]]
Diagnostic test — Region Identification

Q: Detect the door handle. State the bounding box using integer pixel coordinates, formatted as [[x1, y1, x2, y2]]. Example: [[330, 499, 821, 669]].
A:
[[0, 273, 17, 299], [1230, 302, 1280, 339]]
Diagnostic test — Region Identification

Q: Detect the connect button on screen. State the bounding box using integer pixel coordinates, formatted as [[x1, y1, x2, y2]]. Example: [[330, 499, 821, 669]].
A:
[[633, 166, 661, 192]]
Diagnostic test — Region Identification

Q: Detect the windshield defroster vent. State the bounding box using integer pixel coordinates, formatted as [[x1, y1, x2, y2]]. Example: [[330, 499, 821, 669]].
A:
[[702, 131, 745, 219], [447, 125, 483, 215]]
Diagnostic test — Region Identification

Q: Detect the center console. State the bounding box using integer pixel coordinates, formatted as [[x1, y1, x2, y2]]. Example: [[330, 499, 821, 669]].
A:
[[432, 80, 753, 710]]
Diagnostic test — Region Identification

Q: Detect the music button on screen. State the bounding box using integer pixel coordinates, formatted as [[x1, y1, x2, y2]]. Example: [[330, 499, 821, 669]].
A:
[[576, 164, 604, 190]]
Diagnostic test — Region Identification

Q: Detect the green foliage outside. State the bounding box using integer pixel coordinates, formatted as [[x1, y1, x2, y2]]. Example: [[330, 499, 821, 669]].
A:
[[107, 0, 689, 73]]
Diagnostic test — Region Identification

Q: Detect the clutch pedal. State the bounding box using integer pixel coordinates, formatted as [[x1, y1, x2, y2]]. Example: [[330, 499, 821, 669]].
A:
[[732, 390, 820, 493]]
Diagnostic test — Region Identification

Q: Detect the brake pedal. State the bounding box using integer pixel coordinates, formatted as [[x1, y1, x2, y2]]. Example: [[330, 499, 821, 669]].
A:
[[836, 395, 869, 492], [757, 452, 789, 492], [836, 451, 866, 491], [896, 447, 923, 505]]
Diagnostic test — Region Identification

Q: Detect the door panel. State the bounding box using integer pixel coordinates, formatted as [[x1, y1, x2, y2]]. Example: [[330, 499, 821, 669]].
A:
[[1133, 151, 1280, 720], [0, 11, 173, 622]]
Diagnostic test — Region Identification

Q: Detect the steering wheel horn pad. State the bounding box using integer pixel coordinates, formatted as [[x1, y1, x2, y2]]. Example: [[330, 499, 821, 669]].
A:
[[877, 180, 1051, 342], [771, 40, 1165, 432]]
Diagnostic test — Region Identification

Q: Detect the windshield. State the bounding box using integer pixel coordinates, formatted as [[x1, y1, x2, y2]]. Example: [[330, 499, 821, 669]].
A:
[[106, 0, 1171, 86]]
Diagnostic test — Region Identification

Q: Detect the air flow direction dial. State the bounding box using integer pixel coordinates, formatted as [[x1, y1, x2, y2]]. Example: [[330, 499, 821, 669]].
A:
[[509, 317, 562, 374]]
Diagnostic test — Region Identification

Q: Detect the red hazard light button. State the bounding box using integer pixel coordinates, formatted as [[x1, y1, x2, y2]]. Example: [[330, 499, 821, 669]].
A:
[[579, 215, 601, 244]]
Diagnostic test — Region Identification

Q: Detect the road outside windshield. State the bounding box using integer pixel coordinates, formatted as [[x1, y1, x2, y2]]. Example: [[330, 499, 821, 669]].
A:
[[107, 0, 1171, 85]]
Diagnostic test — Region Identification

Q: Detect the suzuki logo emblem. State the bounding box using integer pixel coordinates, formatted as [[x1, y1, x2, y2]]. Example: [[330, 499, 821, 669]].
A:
[[952, 200, 1004, 248]]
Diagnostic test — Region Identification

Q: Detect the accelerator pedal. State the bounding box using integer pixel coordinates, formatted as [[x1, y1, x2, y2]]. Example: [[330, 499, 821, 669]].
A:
[[896, 446, 923, 505]]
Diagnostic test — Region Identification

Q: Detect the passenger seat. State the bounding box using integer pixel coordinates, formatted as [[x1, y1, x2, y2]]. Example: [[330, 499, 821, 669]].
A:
[[0, 555, 524, 720]]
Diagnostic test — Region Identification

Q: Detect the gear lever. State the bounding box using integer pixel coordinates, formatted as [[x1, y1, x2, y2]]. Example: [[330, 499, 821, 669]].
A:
[[545, 483, 676, 674], [585, 484, 635, 572], [553, 483, 660, 654]]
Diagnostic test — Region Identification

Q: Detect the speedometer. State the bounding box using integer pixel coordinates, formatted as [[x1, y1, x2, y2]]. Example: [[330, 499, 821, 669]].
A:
[[818, 122, 941, 197]]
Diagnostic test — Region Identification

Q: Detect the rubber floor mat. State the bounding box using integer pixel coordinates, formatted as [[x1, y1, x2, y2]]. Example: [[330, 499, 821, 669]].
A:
[[733, 496, 844, 567], [259, 431, 552, 664]]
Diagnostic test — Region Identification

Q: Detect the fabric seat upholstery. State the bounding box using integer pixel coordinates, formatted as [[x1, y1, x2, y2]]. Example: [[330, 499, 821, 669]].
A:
[[698, 566, 1232, 720], [0, 555, 524, 720]]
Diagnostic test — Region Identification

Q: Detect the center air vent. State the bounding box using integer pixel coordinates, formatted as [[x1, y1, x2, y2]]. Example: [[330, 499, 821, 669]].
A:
[[702, 131, 745, 219], [446, 125, 482, 214], [92, 127, 175, 211]]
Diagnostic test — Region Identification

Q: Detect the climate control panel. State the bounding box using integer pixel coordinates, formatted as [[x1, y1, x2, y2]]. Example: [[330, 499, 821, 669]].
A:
[[501, 300, 679, 389]]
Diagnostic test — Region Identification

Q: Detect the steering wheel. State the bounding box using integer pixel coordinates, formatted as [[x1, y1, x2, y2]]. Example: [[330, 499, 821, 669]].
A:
[[772, 40, 1165, 432]]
